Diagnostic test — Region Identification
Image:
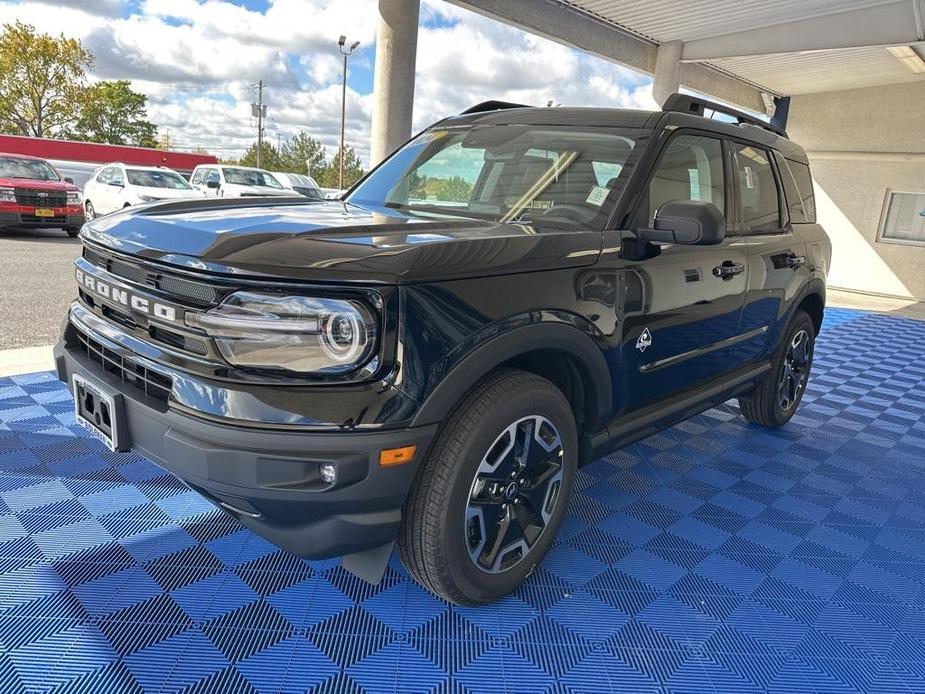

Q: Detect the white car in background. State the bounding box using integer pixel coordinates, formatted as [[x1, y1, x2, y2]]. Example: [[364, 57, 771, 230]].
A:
[[272, 171, 324, 200], [189, 165, 294, 198], [83, 164, 204, 219]]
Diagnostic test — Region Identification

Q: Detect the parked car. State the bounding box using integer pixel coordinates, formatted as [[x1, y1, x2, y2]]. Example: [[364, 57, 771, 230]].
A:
[[272, 172, 324, 200], [83, 164, 204, 219], [189, 165, 294, 198], [56, 94, 830, 604], [0, 153, 84, 237]]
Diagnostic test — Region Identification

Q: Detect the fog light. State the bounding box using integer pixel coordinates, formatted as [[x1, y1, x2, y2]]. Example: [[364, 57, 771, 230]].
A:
[[320, 463, 337, 485]]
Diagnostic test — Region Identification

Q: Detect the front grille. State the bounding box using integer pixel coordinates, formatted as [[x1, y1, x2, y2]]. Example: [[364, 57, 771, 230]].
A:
[[157, 274, 219, 304], [150, 326, 209, 356], [109, 258, 148, 286], [82, 247, 222, 305], [20, 215, 66, 225], [73, 328, 172, 405], [15, 190, 67, 207]]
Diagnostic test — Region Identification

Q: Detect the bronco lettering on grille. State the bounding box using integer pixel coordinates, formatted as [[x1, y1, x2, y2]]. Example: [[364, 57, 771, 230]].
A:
[[76, 267, 177, 322]]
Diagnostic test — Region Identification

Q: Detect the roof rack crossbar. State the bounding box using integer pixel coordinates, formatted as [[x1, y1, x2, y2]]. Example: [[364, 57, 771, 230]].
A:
[[661, 93, 788, 139], [460, 100, 530, 115]]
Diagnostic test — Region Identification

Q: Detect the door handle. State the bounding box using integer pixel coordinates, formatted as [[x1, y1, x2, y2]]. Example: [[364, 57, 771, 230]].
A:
[[783, 253, 806, 269], [712, 261, 745, 280]]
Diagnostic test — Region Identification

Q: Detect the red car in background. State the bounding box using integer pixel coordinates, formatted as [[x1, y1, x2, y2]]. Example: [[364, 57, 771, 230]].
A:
[[0, 153, 85, 237]]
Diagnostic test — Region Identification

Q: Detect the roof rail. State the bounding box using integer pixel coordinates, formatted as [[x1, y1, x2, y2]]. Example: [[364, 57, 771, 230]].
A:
[[661, 93, 787, 139], [460, 100, 530, 115]]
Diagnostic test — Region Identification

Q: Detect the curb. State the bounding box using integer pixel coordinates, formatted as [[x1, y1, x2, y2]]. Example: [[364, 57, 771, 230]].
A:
[[0, 345, 55, 378]]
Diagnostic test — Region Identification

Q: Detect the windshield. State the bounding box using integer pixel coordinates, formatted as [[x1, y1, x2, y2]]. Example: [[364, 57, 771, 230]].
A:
[[0, 156, 61, 181], [348, 125, 638, 229], [222, 167, 282, 188], [126, 169, 192, 189]]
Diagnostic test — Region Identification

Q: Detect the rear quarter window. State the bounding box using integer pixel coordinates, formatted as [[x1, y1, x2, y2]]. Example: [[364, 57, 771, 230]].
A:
[[785, 158, 816, 223]]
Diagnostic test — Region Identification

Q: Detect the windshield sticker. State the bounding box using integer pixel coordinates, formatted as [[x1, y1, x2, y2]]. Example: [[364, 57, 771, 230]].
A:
[[586, 185, 609, 207]]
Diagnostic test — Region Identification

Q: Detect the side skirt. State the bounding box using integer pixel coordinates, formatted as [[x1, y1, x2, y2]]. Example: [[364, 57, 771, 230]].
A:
[[589, 361, 771, 460]]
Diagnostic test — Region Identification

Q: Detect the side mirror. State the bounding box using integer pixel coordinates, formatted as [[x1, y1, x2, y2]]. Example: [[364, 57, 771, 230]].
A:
[[636, 200, 725, 245], [63, 177, 74, 184], [109, 180, 124, 188], [206, 179, 220, 189]]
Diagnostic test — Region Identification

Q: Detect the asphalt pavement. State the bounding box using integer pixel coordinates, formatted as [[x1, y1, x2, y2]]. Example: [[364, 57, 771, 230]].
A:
[[0, 227, 81, 350]]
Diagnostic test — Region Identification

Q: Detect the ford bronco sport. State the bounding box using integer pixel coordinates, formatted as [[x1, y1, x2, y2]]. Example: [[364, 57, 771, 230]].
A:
[[55, 94, 830, 605]]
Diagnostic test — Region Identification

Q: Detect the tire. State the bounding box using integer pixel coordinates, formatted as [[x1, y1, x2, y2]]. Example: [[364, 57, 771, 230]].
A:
[[85, 201, 95, 220], [64, 228, 80, 238], [398, 369, 578, 605], [738, 309, 816, 427]]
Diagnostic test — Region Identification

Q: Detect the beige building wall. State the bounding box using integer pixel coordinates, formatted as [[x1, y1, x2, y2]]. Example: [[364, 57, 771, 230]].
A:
[[788, 82, 925, 300]]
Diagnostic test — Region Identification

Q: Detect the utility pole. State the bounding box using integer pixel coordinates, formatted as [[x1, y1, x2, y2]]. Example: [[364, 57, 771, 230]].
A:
[[252, 80, 266, 168], [337, 36, 360, 189]]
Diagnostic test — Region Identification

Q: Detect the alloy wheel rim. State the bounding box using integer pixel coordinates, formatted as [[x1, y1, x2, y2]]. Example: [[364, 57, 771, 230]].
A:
[[464, 415, 564, 574], [778, 329, 812, 411], [85, 202, 95, 220]]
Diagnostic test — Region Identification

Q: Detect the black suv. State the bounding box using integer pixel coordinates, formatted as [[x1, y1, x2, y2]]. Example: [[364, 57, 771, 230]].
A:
[[55, 94, 830, 604]]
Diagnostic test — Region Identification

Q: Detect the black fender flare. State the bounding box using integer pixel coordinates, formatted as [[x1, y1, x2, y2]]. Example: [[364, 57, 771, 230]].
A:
[[409, 322, 612, 431], [790, 277, 827, 326]]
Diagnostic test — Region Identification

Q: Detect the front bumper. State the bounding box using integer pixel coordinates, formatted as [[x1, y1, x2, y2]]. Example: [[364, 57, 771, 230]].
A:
[[0, 209, 84, 228], [54, 319, 437, 563]]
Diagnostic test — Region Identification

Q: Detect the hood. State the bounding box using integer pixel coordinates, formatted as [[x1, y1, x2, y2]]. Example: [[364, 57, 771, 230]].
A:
[[80, 199, 602, 284], [0, 176, 77, 191]]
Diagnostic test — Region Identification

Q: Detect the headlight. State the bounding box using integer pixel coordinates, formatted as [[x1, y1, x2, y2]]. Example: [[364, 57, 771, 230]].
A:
[[186, 292, 378, 374], [0, 187, 15, 202], [66, 190, 82, 205]]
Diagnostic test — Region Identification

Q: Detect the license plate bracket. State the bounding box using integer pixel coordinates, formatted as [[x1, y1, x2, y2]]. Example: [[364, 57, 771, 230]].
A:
[[73, 374, 127, 452]]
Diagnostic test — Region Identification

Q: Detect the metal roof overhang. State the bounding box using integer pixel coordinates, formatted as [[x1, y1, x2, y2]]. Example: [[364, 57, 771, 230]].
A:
[[446, 0, 925, 111]]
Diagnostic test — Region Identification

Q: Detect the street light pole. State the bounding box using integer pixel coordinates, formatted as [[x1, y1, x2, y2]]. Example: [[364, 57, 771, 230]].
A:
[[337, 35, 360, 190]]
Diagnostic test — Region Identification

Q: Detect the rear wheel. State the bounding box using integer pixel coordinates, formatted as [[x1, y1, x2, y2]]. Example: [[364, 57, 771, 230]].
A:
[[398, 370, 577, 605], [64, 227, 80, 238], [738, 309, 815, 427]]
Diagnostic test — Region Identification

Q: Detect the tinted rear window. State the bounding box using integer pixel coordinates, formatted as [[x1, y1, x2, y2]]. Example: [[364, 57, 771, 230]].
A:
[[785, 159, 816, 223]]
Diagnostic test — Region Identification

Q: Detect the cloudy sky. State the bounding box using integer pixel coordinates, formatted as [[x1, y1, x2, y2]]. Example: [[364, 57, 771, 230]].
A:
[[0, 0, 658, 164]]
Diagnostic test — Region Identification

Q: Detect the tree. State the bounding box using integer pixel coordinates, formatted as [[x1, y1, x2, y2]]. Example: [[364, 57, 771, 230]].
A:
[[430, 176, 472, 202], [279, 132, 327, 178], [240, 142, 281, 171], [317, 145, 364, 188], [0, 22, 92, 137], [71, 80, 158, 147]]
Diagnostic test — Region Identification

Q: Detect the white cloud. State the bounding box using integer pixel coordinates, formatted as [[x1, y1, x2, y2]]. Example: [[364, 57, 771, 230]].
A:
[[0, 0, 655, 165]]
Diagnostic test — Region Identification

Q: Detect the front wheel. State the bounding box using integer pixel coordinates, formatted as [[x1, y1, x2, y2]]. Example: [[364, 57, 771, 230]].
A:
[[398, 370, 577, 605], [64, 227, 80, 238], [84, 201, 95, 220], [738, 309, 816, 427]]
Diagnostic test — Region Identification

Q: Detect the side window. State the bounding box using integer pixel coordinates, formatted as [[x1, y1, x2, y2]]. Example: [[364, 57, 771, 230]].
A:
[[786, 159, 816, 223], [647, 134, 725, 224], [110, 167, 124, 186], [773, 151, 805, 223], [732, 143, 781, 233], [190, 169, 203, 185]]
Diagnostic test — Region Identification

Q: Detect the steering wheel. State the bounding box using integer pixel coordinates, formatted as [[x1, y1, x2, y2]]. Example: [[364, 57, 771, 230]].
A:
[[539, 204, 590, 222]]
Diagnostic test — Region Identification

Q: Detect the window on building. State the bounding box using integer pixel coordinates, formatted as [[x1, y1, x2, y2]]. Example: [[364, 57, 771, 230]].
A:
[[879, 191, 925, 245], [731, 143, 781, 233], [647, 134, 725, 224]]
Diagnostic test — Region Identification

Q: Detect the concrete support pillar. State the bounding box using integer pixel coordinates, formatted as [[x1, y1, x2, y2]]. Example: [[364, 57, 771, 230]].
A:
[[370, 0, 421, 166], [652, 40, 683, 107]]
